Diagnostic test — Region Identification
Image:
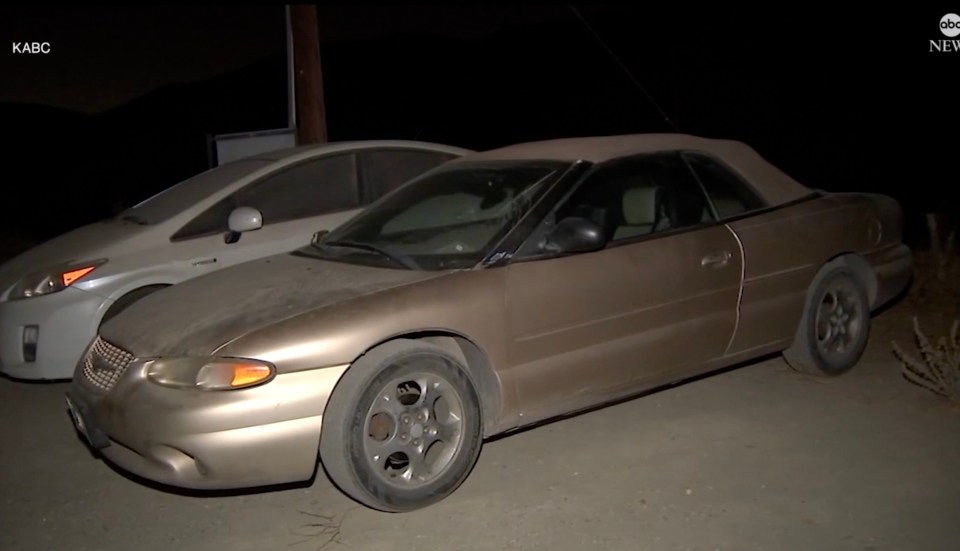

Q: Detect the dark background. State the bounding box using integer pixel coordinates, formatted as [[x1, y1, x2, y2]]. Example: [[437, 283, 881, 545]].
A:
[[0, 5, 956, 256]]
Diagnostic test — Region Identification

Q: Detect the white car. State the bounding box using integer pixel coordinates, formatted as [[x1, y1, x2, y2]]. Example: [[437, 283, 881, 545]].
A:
[[0, 140, 471, 380]]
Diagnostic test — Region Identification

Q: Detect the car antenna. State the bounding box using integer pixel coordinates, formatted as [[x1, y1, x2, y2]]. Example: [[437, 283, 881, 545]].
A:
[[567, 5, 681, 133]]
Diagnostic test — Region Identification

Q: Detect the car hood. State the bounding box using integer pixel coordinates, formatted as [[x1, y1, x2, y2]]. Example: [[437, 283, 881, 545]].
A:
[[0, 220, 150, 297], [99, 252, 451, 358]]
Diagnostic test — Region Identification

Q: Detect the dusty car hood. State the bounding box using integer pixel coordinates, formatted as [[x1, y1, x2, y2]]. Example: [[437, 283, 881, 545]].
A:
[[0, 220, 149, 297], [99, 251, 450, 358]]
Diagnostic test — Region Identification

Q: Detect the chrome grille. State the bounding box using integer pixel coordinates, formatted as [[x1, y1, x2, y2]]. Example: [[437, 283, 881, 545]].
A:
[[82, 336, 135, 391]]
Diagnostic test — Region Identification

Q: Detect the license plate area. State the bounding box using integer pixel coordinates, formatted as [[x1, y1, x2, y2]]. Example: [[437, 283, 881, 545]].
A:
[[64, 392, 110, 449]]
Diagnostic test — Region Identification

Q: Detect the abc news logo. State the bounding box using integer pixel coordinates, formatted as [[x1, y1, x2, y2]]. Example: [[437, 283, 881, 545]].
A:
[[931, 13, 960, 52]]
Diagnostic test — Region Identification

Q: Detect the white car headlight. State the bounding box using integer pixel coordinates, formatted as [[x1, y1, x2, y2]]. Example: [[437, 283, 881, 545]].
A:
[[146, 357, 276, 390], [8, 259, 107, 300]]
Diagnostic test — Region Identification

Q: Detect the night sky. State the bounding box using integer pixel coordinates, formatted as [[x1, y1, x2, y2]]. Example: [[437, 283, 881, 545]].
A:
[[0, 6, 573, 113], [0, 5, 956, 253], [1, 6, 284, 113]]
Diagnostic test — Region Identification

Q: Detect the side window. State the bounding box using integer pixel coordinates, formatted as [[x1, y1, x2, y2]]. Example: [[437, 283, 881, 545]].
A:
[[239, 153, 359, 223], [171, 154, 359, 241], [171, 196, 235, 240], [359, 149, 458, 204], [555, 153, 715, 244], [684, 153, 766, 218]]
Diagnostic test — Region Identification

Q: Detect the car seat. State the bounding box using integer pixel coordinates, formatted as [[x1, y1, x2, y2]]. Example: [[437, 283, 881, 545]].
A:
[[614, 186, 659, 240]]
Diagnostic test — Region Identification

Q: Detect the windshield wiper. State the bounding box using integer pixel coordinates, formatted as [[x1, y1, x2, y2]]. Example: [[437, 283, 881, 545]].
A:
[[320, 239, 420, 270]]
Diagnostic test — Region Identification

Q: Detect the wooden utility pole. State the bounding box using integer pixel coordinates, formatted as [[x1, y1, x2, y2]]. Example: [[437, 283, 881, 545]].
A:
[[289, 4, 328, 144]]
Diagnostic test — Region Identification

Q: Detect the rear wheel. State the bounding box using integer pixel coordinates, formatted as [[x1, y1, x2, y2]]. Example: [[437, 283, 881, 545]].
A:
[[783, 264, 870, 376], [319, 339, 483, 512]]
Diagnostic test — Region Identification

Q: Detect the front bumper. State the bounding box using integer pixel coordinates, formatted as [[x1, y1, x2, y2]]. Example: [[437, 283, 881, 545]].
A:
[[68, 360, 349, 489], [0, 287, 109, 380]]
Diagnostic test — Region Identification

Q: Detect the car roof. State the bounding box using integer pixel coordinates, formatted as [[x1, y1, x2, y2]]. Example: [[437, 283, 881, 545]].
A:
[[453, 133, 812, 206], [249, 140, 474, 162], [457, 133, 746, 162]]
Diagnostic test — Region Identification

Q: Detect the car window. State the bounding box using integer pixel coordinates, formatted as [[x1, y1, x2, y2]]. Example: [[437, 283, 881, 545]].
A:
[[119, 159, 271, 225], [171, 153, 360, 241], [683, 153, 766, 218], [554, 152, 715, 244], [381, 188, 522, 234], [359, 149, 458, 204], [312, 161, 567, 270]]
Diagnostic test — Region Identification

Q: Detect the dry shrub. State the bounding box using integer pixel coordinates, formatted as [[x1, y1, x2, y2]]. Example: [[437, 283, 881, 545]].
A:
[[892, 317, 960, 402]]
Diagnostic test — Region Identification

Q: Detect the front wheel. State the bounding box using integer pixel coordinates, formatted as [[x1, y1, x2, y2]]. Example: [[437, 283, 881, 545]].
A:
[[319, 339, 483, 512], [783, 264, 871, 376]]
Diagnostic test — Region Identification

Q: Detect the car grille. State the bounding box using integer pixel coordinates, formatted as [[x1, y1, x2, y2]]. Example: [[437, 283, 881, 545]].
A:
[[82, 336, 136, 392]]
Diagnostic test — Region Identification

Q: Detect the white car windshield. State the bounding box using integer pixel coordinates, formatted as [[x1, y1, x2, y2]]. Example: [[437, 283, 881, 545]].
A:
[[116, 159, 271, 225]]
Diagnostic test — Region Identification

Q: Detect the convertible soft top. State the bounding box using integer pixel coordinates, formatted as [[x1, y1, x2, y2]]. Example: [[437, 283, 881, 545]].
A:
[[458, 133, 812, 206]]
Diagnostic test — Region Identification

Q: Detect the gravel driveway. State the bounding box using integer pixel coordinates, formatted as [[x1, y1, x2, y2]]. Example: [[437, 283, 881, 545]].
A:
[[2, 302, 959, 551]]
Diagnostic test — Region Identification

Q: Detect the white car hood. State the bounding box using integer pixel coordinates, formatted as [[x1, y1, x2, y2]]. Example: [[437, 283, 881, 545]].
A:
[[0, 220, 151, 296]]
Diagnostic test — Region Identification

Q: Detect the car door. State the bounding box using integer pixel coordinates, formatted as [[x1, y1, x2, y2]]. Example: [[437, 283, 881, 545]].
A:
[[681, 152, 815, 355], [504, 153, 743, 424], [165, 148, 463, 278], [166, 152, 364, 276]]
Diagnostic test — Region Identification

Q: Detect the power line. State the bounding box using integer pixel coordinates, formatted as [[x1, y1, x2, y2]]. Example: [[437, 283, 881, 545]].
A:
[[568, 5, 680, 132]]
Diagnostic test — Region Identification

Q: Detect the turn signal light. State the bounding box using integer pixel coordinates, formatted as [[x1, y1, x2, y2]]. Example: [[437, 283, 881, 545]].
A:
[[61, 266, 96, 286]]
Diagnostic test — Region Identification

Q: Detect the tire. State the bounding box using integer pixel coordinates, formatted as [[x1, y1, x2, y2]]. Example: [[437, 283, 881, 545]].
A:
[[783, 263, 870, 376], [319, 339, 483, 512]]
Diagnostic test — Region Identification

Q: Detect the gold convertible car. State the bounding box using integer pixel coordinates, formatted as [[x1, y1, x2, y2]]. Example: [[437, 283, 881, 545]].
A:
[[66, 134, 912, 512]]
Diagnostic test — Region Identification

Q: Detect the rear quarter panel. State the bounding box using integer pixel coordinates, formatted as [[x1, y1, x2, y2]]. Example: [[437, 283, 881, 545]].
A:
[[725, 193, 887, 355]]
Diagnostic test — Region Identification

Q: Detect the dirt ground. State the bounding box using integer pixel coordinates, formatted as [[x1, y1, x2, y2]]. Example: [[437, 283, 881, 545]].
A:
[[1, 255, 958, 551]]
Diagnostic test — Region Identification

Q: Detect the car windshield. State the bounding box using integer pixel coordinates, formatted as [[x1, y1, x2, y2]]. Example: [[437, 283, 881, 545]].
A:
[[308, 160, 569, 270], [114, 159, 272, 225]]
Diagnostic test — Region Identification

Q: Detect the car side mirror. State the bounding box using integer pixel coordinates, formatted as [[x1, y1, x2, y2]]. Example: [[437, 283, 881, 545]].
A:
[[542, 217, 606, 254], [225, 206, 263, 244], [311, 229, 330, 245]]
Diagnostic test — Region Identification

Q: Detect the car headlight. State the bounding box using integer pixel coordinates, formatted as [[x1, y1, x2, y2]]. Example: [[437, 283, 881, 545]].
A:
[[146, 357, 275, 390], [8, 259, 107, 300]]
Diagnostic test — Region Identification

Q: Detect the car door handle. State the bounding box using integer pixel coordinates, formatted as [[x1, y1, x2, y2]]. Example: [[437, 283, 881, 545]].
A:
[[191, 257, 218, 267], [701, 250, 732, 269]]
